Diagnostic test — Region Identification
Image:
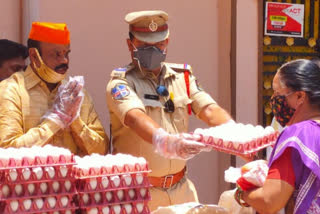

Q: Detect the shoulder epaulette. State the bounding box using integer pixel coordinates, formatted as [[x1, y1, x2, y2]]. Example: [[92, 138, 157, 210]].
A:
[[110, 64, 134, 78], [164, 62, 193, 74]]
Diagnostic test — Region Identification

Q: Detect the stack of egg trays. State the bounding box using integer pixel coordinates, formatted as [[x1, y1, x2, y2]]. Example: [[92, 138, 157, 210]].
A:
[[199, 130, 280, 156], [75, 163, 151, 214], [0, 154, 78, 213]]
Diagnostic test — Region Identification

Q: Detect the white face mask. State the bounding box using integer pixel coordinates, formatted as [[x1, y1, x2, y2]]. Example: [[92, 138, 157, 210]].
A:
[[32, 48, 67, 83]]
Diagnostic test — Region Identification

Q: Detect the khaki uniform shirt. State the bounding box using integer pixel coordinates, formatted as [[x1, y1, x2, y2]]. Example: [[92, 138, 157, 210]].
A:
[[0, 66, 108, 156], [106, 63, 215, 177]]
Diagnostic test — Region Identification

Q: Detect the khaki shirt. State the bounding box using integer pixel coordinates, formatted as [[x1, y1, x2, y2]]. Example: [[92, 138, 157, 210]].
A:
[[106, 63, 215, 177], [0, 66, 108, 156]]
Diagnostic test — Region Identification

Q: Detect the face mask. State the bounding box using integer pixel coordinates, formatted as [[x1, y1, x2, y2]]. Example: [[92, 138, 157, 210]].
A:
[[132, 44, 166, 70], [270, 94, 296, 127], [32, 49, 67, 84]]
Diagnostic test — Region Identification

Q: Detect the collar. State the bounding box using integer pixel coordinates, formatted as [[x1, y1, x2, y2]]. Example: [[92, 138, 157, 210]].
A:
[[24, 65, 62, 93], [134, 62, 177, 80], [24, 65, 42, 90]]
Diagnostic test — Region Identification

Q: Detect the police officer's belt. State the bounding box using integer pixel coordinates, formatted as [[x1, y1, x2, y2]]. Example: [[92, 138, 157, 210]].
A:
[[148, 167, 186, 189]]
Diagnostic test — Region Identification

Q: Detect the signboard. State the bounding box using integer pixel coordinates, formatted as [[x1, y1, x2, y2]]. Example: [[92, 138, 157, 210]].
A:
[[265, 2, 304, 37]]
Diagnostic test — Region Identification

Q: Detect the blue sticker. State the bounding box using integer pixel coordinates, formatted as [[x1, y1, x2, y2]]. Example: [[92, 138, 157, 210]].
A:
[[111, 85, 130, 100], [115, 67, 127, 72]]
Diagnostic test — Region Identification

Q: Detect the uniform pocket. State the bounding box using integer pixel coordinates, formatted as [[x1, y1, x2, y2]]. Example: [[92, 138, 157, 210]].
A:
[[172, 96, 192, 132]]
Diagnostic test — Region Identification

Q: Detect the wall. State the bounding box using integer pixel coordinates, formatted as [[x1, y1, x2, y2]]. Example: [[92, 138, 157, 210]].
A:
[[0, 0, 235, 204], [0, 0, 21, 42], [235, 0, 260, 166]]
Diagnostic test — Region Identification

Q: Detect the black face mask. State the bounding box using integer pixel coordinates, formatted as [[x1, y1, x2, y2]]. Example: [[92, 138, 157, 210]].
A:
[[133, 45, 166, 70]]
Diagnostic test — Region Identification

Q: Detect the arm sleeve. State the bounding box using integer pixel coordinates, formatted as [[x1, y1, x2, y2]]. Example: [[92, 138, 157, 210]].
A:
[[106, 78, 145, 126], [189, 73, 217, 115], [0, 81, 61, 148], [267, 148, 295, 187], [70, 89, 109, 155]]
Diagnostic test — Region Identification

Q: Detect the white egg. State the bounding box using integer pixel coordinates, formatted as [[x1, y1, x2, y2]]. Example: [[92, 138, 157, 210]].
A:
[[2, 184, 10, 197], [44, 167, 55, 179], [59, 166, 68, 177], [122, 174, 132, 186], [22, 168, 31, 180], [136, 203, 144, 213], [102, 206, 110, 214], [52, 181, 60, 193], [9, 169, 18, 181], [112, 205, 121, 214], [82, 193, 89, 204], [105, 192, 113, 202], [35, 198, 44, 209], [117, 190, 124, 201], [264, 126, 275, 135], [110, 175, 120, 187], [23, 199, 32, 210], [140, 188, 147, 198], [33, 167, 43, 180], [128, 189, 135, 199], [88, 208, 98, 214], [135, 173, 144, 185], [89, 178, 97, 190], [40, 182, 48, 193], [101, 176, 109, 188], [64, 180, 71, 191], [28, 183, 35, 194], [10, 200, 19, 212], [94, 192, 101, 203], [47, 196, 56, 208], [14, 184, 23, 196], [124, 204, 132, 213], [60, 196, 68, 207]]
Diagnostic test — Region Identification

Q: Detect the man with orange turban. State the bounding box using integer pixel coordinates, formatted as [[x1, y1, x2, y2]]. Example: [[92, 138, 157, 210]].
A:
[[0, 22, 108, 156]]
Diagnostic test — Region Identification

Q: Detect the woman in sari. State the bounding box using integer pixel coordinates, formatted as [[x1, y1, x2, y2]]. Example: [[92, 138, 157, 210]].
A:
[[238, 59, 320, 214]]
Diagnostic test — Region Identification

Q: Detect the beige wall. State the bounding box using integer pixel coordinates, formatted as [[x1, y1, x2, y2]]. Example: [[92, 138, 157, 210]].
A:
[[0, 0, 261, 205], [0, 0, 21, 42], [235, 0, 260, 166], [236, 0, 259, 125]]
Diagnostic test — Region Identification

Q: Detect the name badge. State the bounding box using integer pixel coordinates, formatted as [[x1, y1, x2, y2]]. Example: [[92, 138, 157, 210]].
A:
[[144, 94, 159, 100]]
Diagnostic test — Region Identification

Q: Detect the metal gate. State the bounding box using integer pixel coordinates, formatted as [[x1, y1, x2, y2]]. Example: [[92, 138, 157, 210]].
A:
[[262, 0, 320, 126]]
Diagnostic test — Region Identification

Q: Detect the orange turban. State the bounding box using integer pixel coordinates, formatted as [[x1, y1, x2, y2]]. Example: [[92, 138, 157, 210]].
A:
[[29, 22, 70, 45]]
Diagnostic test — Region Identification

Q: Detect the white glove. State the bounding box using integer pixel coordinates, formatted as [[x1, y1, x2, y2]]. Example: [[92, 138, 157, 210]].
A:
[[44, 76, 84, 128], [152, 128, 206, 160]]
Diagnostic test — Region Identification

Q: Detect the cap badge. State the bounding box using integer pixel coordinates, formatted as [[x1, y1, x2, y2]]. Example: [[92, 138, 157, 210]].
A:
[[149, 20, 158, 32]]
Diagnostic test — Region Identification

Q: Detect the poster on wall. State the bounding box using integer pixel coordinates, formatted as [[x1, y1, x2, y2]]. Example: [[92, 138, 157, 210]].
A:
[[265, 2, 304, 37]]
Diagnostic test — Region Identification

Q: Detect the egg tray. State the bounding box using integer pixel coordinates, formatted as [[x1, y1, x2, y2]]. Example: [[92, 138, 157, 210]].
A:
[[0, 179, 77, 200], [76, 172, 151, 193], [74, 163, 149, 178], [0, 193, 78, 213], [0, 154, 75, 168], [198, 132, 279, 156], [77, 187, 151, 207], [0, 162, 75, 184], [78, 200, 150, 214]]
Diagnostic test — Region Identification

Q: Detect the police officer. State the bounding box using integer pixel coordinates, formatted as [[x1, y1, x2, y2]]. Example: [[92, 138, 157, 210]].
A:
[[106, 10, 232, 211]]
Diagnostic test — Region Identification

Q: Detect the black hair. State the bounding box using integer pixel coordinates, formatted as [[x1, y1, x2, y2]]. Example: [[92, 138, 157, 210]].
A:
[[279, 59, 320, 108], [27, 39, 42, 55], [0, 39, 28, 67]]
